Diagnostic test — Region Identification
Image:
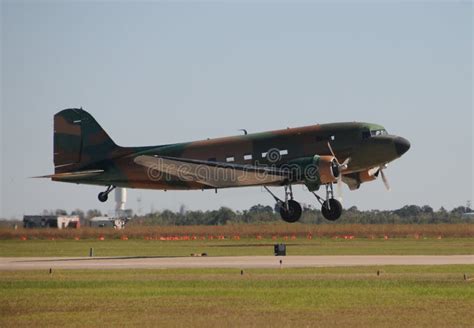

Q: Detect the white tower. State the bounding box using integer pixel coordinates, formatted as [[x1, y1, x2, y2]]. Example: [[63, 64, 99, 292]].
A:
[[115, 188, 127, 217]]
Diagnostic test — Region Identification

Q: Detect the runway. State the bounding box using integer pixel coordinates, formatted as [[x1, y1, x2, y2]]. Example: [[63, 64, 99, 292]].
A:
[[0, 255, 472, 270]]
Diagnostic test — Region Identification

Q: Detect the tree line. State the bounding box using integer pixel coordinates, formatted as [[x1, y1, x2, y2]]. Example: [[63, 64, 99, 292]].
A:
[[134, 204, 472, 225], [49, 204, 474, 225], [2, 204, 472, 226]]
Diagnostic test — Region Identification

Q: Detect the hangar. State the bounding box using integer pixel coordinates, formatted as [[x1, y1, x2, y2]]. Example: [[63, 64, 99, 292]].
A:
[[23, 215, 80, 229]]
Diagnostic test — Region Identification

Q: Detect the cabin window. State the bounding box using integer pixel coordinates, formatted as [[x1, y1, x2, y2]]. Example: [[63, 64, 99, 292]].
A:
[[261, 152, 267, 158], [330, 135, 335, 141], [279, 149, 288, 156], [226, 156, 235, 163], [244, 154, 252, 160]]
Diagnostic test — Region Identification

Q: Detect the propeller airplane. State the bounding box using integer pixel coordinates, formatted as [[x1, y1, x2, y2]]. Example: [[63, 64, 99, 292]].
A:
[[39, 108, 410, 222]]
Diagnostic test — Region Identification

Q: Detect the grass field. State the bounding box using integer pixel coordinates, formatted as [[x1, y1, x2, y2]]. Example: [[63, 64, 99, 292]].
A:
[[1, 265, 472, 327], [0, 237, 473, 257], [2, 226, 472, 327], [2, 224, 473, 240]]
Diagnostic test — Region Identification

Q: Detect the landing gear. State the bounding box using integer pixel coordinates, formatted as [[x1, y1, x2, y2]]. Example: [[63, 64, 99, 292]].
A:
[[264, 185, 302, 223], [321, 199, 342, 221], [98, 185, 116, 202], [280, 200, 302, 223], [312, 184, 343, 221]]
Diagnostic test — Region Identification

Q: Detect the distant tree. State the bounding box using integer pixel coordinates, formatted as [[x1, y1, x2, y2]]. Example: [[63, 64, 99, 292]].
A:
[[347, 206, 359, 212], [55, 209, 68, 216], [451, 206, 470, 215], [86, 209, 102, 219], [249, 204, 274, 214], [208, 207, 235, 225], [394, 205, 422, 218], [247, 204, 277, 222], [421, 205, 434, 214], [183, 210, 205, 225], [160, 209, 177, 225], [71, 209, 85, 220]]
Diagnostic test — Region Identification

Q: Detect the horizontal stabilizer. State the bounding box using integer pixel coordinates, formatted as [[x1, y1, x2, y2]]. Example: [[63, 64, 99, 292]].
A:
[[32, 170, 104, 180]]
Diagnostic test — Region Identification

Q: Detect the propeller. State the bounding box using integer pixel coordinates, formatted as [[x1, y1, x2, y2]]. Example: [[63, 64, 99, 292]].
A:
[[379, 167, 391, 191], [327, 142, 351, 202]]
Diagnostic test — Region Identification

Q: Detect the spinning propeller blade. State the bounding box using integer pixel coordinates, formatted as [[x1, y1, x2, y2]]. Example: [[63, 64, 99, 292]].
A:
[[327, 142, 351, 202], [379, 168, 391, 191]]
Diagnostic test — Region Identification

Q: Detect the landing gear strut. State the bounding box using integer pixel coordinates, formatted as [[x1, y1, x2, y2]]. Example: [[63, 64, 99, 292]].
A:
[[312, 184, 343, 221], [264, 185, 302, 223], [98, 185, 116, 202]]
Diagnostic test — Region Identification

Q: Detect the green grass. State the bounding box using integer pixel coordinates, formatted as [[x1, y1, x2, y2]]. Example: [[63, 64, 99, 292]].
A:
[[1, 265, 473, 327], [0, 237, 473, 257]]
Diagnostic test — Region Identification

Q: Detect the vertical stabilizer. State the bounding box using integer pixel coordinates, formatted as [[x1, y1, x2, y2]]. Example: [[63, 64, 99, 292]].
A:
[[54, 108, 118, 173]]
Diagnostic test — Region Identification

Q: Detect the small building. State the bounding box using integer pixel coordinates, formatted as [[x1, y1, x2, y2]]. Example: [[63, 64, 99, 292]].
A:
[[462, 212, 474, 219], [23, 215, 80, 229], [89, 216, 127, 229]]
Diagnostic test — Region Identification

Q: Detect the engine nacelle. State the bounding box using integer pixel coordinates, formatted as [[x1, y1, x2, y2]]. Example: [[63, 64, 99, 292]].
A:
[[287, 155, 339, 191], [343, 167, 380, 190], [358, 167, 379, 183]]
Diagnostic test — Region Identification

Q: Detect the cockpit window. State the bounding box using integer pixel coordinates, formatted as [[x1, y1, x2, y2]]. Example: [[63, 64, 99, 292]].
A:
[[362, 129, 388, 139], [371, 129, 388, 136]]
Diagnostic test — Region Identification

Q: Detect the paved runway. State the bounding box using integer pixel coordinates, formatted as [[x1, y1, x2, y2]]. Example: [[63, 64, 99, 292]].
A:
[[0, 255, 472, 270]]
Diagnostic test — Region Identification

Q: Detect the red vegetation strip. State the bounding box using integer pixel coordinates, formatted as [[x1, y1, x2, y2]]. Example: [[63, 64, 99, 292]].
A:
[[2, 224, 473, 240]]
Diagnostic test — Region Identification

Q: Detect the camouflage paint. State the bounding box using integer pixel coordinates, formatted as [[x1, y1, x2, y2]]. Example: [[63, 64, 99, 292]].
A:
[[50, 108, 410, 191]]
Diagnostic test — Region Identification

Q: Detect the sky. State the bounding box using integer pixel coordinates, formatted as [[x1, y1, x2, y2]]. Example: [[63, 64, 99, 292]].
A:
[[1, 1, 472, 219]]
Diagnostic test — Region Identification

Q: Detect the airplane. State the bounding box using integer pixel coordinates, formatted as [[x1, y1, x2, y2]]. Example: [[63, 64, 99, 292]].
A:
[[40, 108, 410, 222]]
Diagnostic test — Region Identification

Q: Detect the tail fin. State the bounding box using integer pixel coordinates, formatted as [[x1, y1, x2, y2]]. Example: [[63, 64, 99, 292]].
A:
[[54, 108, 119, 173]]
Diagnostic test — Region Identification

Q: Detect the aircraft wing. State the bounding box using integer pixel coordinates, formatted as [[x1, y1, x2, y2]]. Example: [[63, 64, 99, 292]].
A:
[[134, 155, 288, 188]]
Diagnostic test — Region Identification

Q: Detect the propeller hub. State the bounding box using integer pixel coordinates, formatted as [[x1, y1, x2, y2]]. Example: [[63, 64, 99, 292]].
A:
[[331, 160, 340, 178]]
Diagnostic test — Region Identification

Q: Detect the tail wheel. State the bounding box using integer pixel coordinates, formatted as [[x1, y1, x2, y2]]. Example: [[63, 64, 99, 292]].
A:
[[98, 185, 116, 202], [98, 192, 108, 202], [321, 199, 342, 221], [280, 200, 303, 223]]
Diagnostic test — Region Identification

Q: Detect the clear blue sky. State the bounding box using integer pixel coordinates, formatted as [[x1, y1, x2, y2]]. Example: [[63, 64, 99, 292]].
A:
[[1, 1, 472, 219]]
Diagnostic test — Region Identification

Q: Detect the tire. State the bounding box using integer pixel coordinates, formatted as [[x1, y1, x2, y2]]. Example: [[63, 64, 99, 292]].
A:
[[280, 200, 303, 223], [98, 192, 108, 202], [321, 199, 343, 221]]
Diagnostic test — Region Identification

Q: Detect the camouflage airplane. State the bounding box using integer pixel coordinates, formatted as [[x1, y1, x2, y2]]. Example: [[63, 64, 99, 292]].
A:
[[41, 108, 410, 222]]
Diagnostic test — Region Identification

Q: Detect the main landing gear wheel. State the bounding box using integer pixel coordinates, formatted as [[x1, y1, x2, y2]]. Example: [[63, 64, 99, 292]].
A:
[[321, 198, 342, 221], [263, 185, 303, 223], [311, 183, 344, 221], [98, 185, 116, 203], [280, 200, 302, 223]]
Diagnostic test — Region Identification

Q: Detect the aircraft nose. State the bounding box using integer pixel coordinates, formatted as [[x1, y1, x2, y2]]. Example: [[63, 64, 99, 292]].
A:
[[394, 136, 410, 156]]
